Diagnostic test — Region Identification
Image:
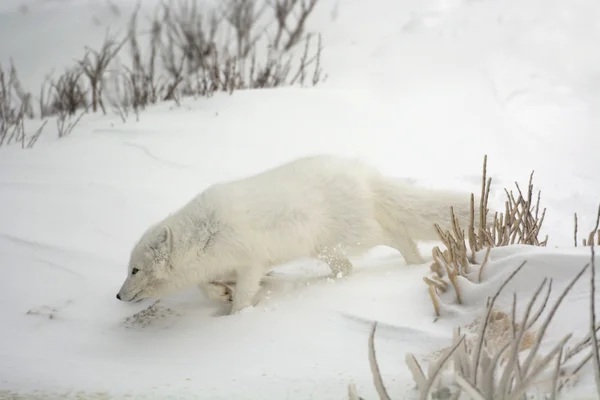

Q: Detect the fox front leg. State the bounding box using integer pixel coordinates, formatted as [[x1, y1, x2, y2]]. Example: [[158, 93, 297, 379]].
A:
[[229, 267, 263, 314], [198, 282, 234, 303]]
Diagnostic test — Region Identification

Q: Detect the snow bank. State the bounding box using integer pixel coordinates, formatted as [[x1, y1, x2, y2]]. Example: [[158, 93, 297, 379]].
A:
[[1, 0, 600, 398]]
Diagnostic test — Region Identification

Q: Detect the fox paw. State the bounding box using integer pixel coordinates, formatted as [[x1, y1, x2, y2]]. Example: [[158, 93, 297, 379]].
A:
[[199, 282, 233, 303]]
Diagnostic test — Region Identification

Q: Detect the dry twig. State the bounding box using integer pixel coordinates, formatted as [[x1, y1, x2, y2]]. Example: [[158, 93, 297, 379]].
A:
[[354, 256, 600, 399], [425, 155, 549, 317], [589, 204, 600, 397]]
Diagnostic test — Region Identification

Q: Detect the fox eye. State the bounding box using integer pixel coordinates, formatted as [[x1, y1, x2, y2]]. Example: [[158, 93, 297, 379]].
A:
[[132, 268, 139, 275]]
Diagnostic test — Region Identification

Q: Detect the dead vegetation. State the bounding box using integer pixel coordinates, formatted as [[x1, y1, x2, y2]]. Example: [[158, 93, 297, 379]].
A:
[[350, 205, 600, 399], [0, 60, 48, 149], [0, 0, 325, 149], [348, 155, 600, 399], [424, 155, 549, 318], [1, 61, 29, 147], [574, 211, 600, 247]]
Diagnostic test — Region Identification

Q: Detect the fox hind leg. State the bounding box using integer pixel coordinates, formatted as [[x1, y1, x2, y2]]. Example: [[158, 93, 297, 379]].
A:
[[390, 236, 425, 265]]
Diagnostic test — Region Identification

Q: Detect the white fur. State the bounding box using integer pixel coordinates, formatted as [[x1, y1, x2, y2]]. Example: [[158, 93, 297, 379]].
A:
[[116, 154, 486, 314]]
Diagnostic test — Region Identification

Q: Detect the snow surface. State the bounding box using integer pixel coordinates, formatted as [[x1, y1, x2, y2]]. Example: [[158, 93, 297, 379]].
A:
[[1, 0, 600, 399]]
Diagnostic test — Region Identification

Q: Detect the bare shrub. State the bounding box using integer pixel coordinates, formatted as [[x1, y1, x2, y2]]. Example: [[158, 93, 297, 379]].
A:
[[424, 155, 549, 317], [574, 211, 600, 247], [1, 60, 86, 147], [1, 62, 25, 147], [355, 240, 600, 399], [24, 120, 49, 148], [78, 31, 128, 114], [5, 60, 34, 119], [112, 0, 324, 118], [2, 0, 325, 145], [350, 186, 600, 399], [56, 109, 86, 138], [0, 60, 38, 148], [162, 0, 220, 76], [223, 0, 268, 59], [40, 67, 89, 117], [269, 0, 319, 51], [123, 5, 167, 112]]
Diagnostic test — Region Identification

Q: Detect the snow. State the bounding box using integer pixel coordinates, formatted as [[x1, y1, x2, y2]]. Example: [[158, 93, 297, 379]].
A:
[[1, 0, 600, 399]]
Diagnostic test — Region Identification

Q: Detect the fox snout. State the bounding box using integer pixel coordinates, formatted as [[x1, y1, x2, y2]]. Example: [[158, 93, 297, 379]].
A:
[[115, 290, 136, 302], [116, 287, 145, 302]]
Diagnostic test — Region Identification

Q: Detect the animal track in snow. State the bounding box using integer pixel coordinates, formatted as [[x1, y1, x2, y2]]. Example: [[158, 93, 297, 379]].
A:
[[25, 300, 73, 320], [26, 306, 59, 320], [121, 300, 181, 329]]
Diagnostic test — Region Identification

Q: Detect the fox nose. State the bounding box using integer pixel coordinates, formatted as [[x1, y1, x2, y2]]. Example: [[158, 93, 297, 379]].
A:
[[116, 293, 121, 300]]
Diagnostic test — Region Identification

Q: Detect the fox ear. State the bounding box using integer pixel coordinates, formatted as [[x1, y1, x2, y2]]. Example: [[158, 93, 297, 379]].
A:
[[152, 225, 173, 254]]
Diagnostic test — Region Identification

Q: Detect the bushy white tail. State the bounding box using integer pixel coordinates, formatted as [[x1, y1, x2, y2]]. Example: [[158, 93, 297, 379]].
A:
[[372, 176, 482, 242]]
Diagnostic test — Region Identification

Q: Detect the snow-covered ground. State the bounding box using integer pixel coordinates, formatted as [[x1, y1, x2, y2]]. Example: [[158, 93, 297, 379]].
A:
[[1, 0, 600, 399]]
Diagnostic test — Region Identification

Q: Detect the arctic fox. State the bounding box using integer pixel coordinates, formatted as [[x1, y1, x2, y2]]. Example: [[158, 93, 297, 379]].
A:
[[116, 154, 484, 314]]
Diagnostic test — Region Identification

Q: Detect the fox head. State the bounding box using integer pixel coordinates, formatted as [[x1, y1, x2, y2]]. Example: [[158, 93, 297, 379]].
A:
[[116, 224, 176, 302]]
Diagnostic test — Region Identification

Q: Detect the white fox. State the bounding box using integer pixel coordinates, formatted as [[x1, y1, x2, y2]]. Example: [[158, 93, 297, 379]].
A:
[[116, 154, 484, 314]]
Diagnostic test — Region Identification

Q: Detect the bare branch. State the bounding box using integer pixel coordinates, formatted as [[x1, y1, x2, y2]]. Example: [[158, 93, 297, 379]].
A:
[[367, 323, 391, 400], [589, 204, 600, 397]]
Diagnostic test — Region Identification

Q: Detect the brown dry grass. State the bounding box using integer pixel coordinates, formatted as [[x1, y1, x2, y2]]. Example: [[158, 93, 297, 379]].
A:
[[574, 212, 600, 247], [358, 242, 600, 399], [424, 155, 549, 317], [351, 157, 600, 399]]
